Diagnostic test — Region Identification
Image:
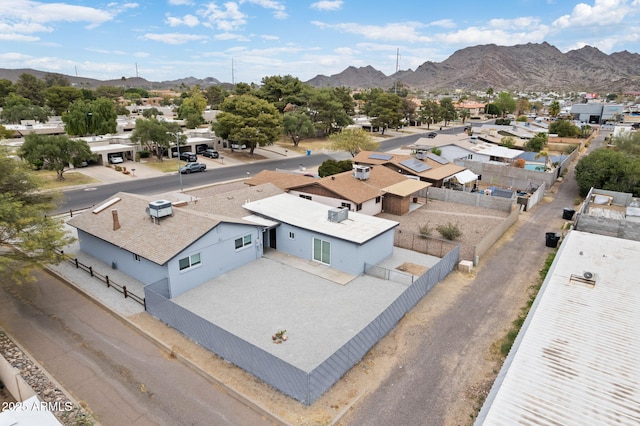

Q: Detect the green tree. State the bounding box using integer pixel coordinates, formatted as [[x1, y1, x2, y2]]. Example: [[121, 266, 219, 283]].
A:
[[0, 124, 14, 139], [0, 94, 51, 123], [525, 132, 548, 152], [130, 118, 181, 161], [213, 94, 282, 155], [0, 79, 14, 107], [142, 107, 162, 118], [205, 86, 229, 109], [459, 108, 470, 124], [95, 85, 125, 100], [439, 97, 457, 127], [307, 88, 352, 136], [549, 119, 579, 137], [44, 73, 70, 87], [575, 148, 640, 196], [45, 85, 82, 115], [548, 100, 561, 118], [419, 99, 441, 129], [516, 98, 531, 116], [178, 86, 207, 128], [485, 103, 500, 116], [493, 92, 516, 117], [318, 159, 353, 177], [233, 82, 255, 96], [401, 97, 417, 126], [19, 134, 94, 180], [501, 136, 516, 148], [366, 92, 403, 135], [0, 148, 73, 283], [329, 128, 380, 157], [283, 111, 315, 147], [612, 130, 640, 156], [15, 73, 46, 106], [62, 98, 117, 136], [258, 75, 307, 111], [332, 86, 356, 117]]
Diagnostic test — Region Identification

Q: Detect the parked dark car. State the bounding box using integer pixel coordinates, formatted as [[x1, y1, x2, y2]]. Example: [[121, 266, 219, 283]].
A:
[[201, 149, 219, 159], [179, 162, 206, 174], [427, 132, 437, 138], [180, 151, 197, 162]]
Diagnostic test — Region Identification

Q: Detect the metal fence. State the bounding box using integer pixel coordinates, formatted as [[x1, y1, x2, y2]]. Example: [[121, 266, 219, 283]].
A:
[[144, 245, 460, 406], [57, 250, 146, 308]]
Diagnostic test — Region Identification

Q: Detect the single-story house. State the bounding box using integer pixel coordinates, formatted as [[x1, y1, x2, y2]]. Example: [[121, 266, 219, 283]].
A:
[[353, 150, 468, 188], [246, 167, 431, 216]]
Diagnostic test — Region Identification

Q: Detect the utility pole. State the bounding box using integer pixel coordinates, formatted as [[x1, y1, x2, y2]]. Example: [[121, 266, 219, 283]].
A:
[[394, 48, 400, 94]]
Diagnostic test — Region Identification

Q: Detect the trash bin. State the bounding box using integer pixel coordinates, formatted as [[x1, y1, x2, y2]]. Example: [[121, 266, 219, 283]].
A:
[[562, 208, 575, 220], [306, 149, 311, 156], [545, 232, 560, 248]]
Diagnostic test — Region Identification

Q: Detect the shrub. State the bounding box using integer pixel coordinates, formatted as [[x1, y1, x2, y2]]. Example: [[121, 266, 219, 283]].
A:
[[436, 222, 462, 240], [418, 223, 432, 238], [139, 150, 150, 158], [114, 165, 122, 172]]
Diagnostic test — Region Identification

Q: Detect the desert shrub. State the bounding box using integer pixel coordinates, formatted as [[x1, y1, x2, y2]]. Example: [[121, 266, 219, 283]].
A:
[[114, 165, 122, 172], [418, 223, 432, 238], [513, 158, 525, 168], [139, 150, 150, 158], [436, 222, 462, 240]]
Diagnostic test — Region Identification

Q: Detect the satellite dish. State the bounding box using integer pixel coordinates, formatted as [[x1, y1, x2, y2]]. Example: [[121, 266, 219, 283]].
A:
[[583, 271, 594, 279]]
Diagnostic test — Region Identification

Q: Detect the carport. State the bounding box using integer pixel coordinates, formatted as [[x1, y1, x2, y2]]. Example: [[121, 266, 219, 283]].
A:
[[91, 144, 136, 165]]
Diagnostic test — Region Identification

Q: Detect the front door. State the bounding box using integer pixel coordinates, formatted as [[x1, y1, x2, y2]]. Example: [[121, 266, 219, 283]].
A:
[[269, 228, 277, 249]]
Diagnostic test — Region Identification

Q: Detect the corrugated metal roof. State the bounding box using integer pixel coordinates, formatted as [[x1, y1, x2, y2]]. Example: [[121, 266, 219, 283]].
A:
[[477, 231, 640, 426], [243, 193, 398, 244]]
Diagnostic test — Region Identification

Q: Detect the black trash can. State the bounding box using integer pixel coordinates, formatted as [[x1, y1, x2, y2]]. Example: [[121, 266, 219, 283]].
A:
[[562, 208, 576, 220], [545, 232, 560, 248]]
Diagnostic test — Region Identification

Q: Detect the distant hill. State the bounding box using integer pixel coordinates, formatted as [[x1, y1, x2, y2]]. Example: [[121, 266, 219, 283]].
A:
[[0, 68, 222, 90], [305, 42, 640, 92], [2, 42, 639, 93]]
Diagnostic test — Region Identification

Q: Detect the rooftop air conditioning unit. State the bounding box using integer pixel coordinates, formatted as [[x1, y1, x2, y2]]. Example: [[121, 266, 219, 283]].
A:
[[415, 151, 427, 160], [353, 165, 371, 180], [328, 207, 349, 223], [148, 200, 173, 218]]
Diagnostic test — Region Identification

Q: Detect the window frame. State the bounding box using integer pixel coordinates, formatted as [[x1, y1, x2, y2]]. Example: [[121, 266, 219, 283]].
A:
[[178, 252, 202, 271], [234, 234, 252, 250]]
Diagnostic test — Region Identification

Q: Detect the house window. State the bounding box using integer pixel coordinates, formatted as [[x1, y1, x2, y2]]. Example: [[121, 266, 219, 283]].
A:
[[179, 253, 201, 271], [133, 254, 141, 262], [375, 196, 381, 204], [235, 234, 252, 250], [289, 232, 295, 239], [299, 194, 312, 200], [341, 202, 351, 210], [467, 154, 473, 159], [356, 203, 362, 211], [313, 238, 331, 265]]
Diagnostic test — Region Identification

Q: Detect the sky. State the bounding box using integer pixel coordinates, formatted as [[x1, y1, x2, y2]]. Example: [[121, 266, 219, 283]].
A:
[[1, 0, 640, 85]]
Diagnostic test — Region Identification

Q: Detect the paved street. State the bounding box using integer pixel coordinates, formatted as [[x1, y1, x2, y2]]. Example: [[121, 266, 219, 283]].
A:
[[0, 269, 272, 426]]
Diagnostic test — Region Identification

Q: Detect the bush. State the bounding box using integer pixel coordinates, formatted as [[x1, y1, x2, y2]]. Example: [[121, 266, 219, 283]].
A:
[[114, 165, 122, 172], [436, 222, 462, 240], [139, 150, 150, 158], [418, 223, 432, 238]]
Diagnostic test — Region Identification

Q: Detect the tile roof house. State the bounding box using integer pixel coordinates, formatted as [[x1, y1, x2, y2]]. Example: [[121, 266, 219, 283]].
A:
[[353, 150, 468, 188], [246, 167, 431, 215]]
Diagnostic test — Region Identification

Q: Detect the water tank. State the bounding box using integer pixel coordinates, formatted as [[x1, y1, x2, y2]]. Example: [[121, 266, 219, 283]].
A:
[[148, 200, 173, 218]]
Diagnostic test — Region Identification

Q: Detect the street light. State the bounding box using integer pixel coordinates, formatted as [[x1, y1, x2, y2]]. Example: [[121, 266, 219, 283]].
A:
[[167, 131, 183, 192]]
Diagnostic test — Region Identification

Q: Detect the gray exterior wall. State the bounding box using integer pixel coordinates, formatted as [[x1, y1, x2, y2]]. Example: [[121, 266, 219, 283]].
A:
[[574, 188, 640, 241], [166, 223, 263, 298], [144, 245, 459, 405], [456, 159, 555, 190], [273, 222, 396, 276], [76, 229, 167, 285], [426, 187, 514, 213]]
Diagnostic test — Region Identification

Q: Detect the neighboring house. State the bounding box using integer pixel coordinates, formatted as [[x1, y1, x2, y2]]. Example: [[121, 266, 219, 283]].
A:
[[476, 230, 640, 425], [454, 100, 486, 118], [411, 136, 524, 164], [246, 167, 431, 216], [573, 188, 640, 241], [353, 150, 468, 188]]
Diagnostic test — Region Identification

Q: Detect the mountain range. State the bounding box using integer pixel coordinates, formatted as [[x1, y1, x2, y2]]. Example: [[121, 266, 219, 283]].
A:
[[1, 42, 639, 93]]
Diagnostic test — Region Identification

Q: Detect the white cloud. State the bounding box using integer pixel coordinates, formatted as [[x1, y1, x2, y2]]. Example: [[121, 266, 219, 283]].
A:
[[428, 19, 457, 29], [199, 2, 247, 31], [166, 14, 200, 27], [434, 26, 548, 46], [139, 32, 208, 45], [488, 17, 542, 30], [311, 21, 431, 43], [241, 0, 288, 19], [310, 1, 343, 11], [552, 0, 635, 28], [214, 32, 250, 41], [261, 34, 279, 41], [168, 0, 194, 5]]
